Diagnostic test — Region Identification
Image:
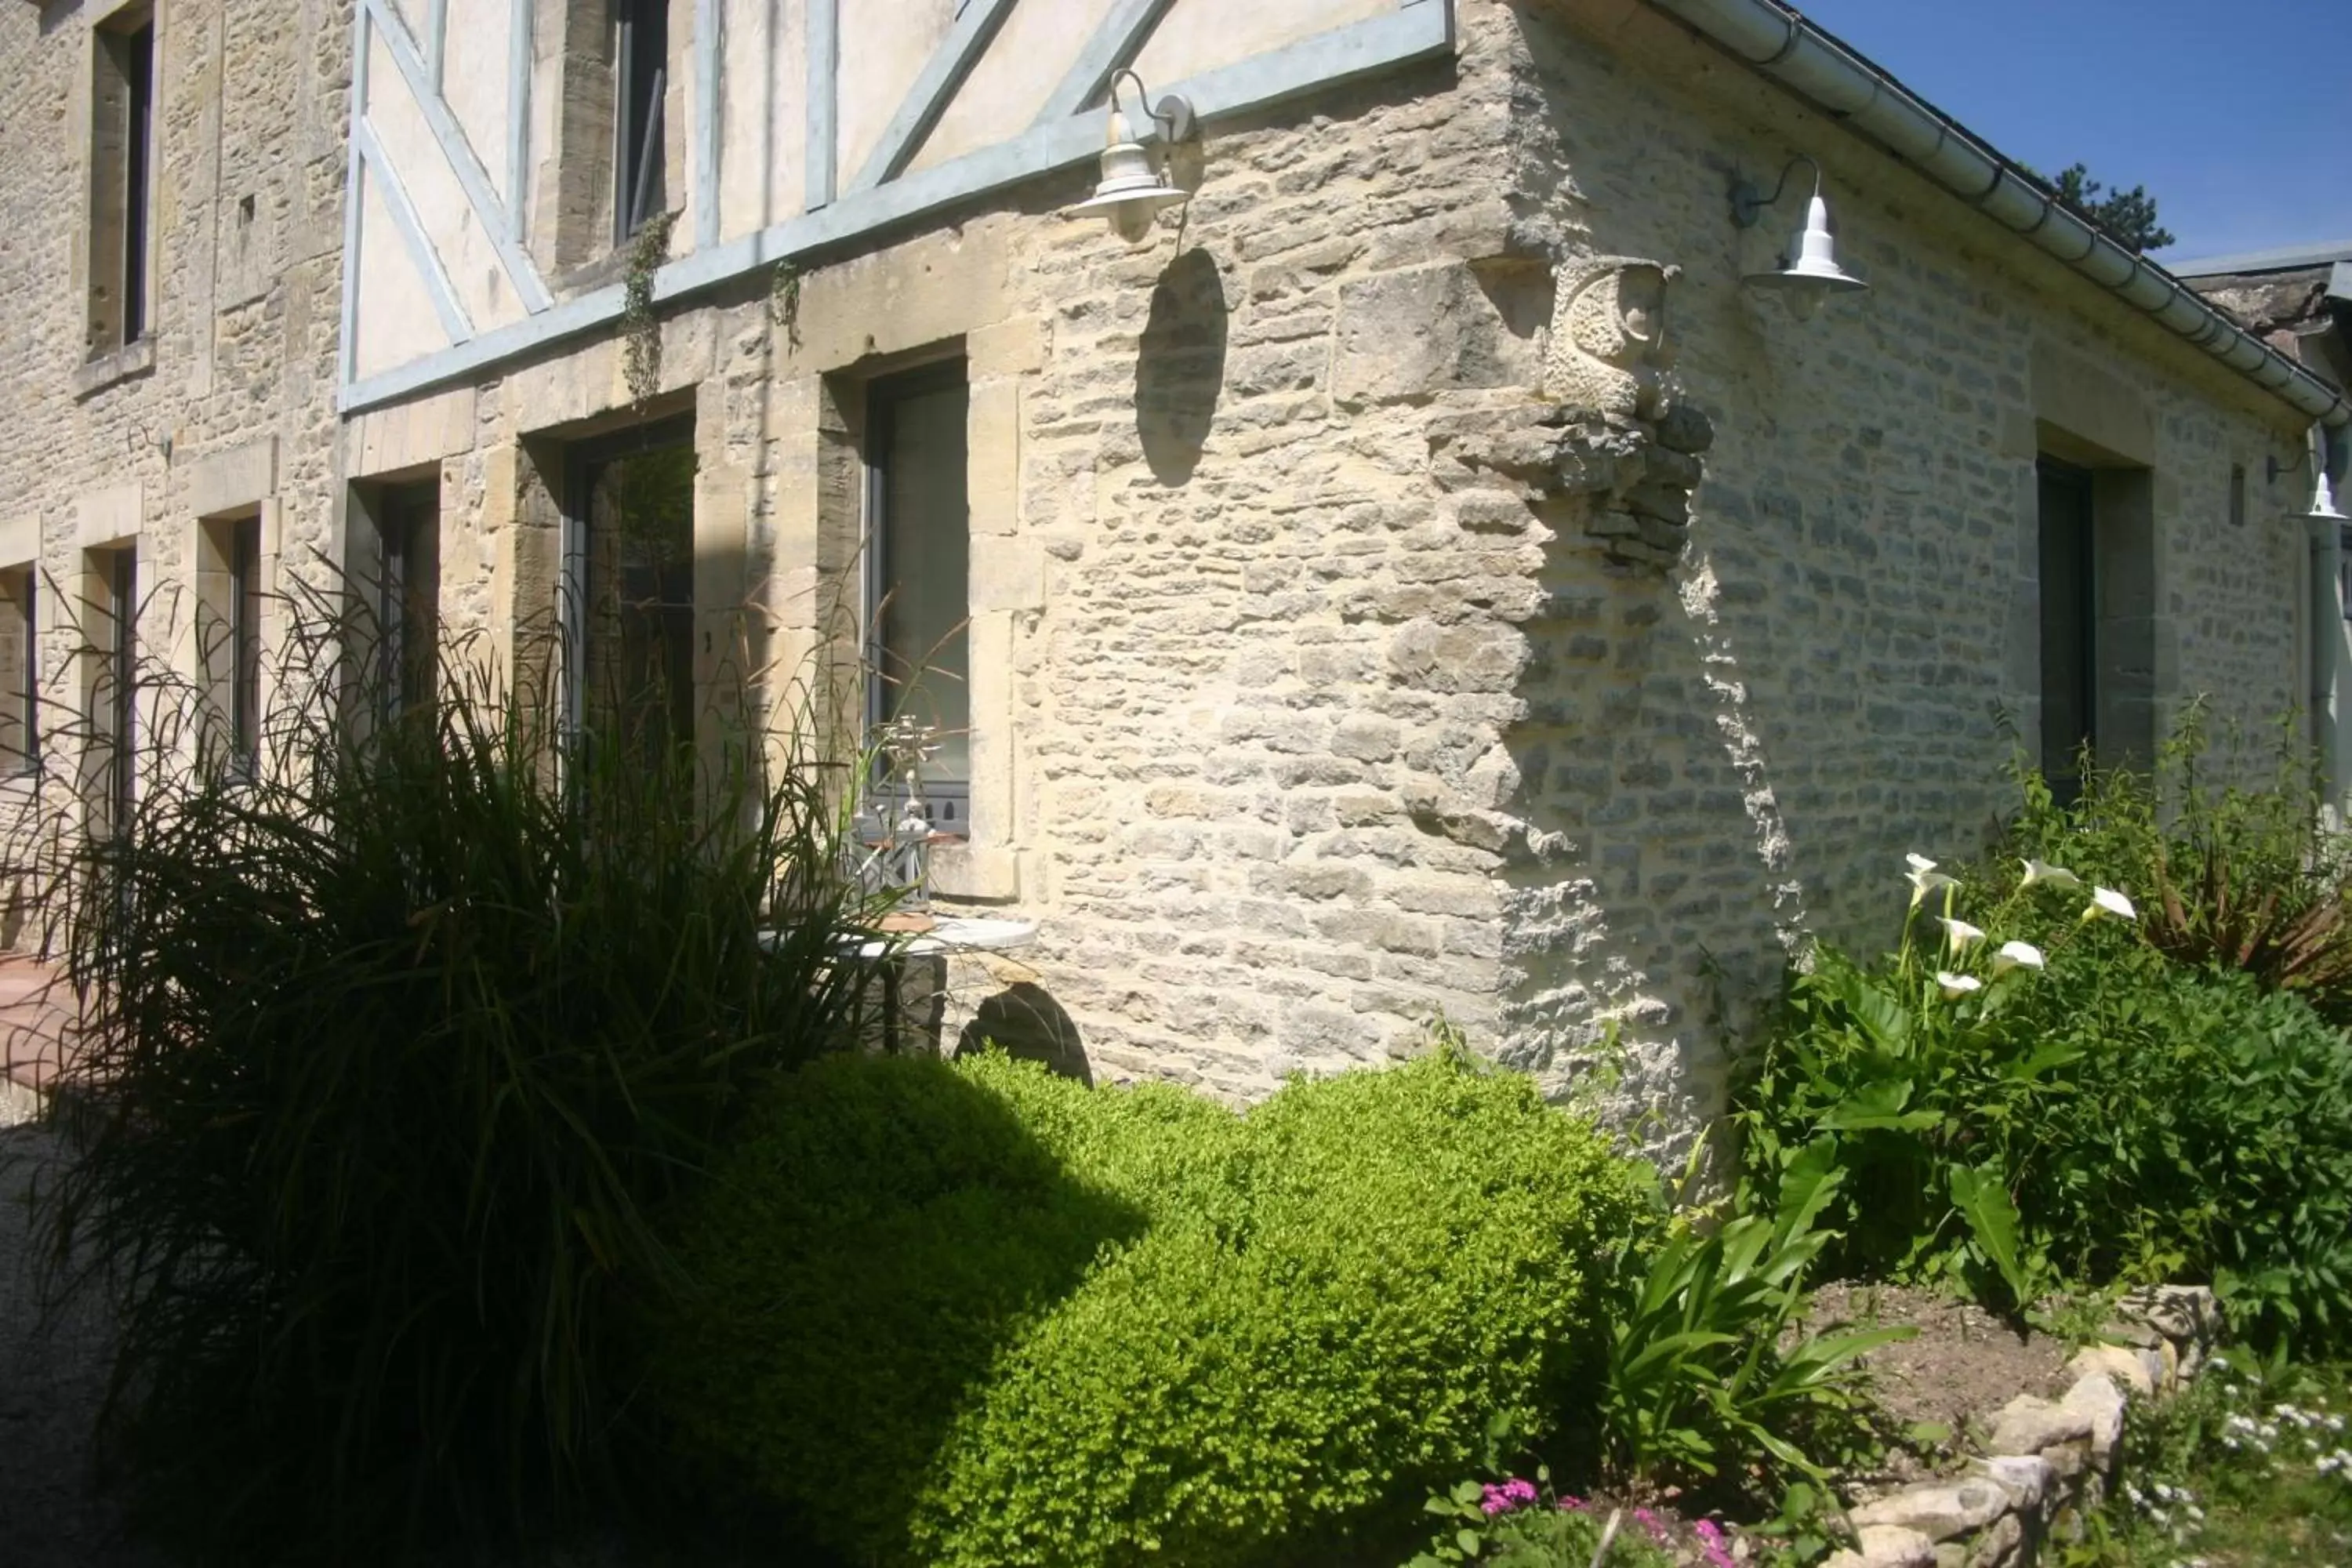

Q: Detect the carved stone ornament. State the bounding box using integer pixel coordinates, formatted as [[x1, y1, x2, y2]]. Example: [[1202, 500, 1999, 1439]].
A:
[[1543, 254, 1681, 419]]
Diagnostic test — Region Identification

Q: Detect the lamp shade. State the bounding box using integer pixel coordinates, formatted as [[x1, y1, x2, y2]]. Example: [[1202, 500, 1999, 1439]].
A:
[[1744, 193, 1868, 315], [2304, 468, 2348, 524], [1071, 108, 1188, 241]]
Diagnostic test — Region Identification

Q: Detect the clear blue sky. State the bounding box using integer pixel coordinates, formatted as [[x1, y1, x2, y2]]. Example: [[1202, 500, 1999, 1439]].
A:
[[1789, 0, 2352, 263]]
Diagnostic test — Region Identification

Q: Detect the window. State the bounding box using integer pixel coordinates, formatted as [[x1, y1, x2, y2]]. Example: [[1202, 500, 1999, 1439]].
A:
[[199, 513, 260, 772], [2230, 463, 2248, 531], [0, 568, 35, 776], [615, 0, 667, 243], [2038, 456, 2096, 804], [377, 481, 440, 717], [866, 364, 971, 832], [89, 5, 157, 354], [564, 419, 696, 763], [88, 546, 136, 837]]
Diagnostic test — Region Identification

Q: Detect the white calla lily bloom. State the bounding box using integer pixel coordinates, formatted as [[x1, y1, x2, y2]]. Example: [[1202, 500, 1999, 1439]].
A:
[[2086, 886, 2138, 922], [1994, 940, 2046, 974], [1907, 852, 1939, 874], [1940, 917, 1987, 952], [2020, 858, 2083, 891], [1907, 865, 1960, 906], [1936, 971, 1983, 998]]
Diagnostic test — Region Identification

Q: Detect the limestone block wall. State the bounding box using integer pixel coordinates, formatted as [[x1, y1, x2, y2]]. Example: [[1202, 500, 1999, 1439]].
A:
[[1465, 0, 2316, 1126], [327, 0, 2321, 1130], [4, 0, 2314, 1134], [0, 0, 351, 934]]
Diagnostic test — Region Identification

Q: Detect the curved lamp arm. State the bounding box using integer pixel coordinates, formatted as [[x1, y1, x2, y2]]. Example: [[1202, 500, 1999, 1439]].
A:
[[1730, 154, 1824, 228], [1109, 67, 1196, 144]]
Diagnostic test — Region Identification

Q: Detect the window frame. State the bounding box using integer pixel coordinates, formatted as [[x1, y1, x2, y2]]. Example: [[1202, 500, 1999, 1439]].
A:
[[86, 544, 138, 838], [0, 568, 38, 779], [376, 480, 441, 720], [228, 512, 260, 771], [88, 4, 158, 359], [613, 0, 668, 244], [862, 360, 972, 839], [559, 414, 699, 758], [2037, 455, 2098, 803]]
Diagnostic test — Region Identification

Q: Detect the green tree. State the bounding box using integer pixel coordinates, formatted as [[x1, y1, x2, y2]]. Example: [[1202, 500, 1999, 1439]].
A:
[[2030, 162, 2177, 253]]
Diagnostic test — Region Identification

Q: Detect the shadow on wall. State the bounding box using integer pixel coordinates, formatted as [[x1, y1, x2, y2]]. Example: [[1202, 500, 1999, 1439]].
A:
[[956, 982, 1091, 1087], [1135, 249, 1228, 486], [1461, 252, 1804, 1131]]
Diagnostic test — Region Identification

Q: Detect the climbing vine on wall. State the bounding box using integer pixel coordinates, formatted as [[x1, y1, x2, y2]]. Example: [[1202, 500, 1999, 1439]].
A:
[[622, 211, 679, 410], [770, 260, 803, 349]]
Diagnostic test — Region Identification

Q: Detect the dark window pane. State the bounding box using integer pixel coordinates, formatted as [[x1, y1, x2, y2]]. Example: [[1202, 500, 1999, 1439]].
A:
[[381, 483, 440, 716], [231, 515, 260, 762], [2038, 459, 2096, 802], [872, 374, 970, 790], [122, 24, 154, 342], [584, 440, 696, 761], [617, 0, 668, 240]]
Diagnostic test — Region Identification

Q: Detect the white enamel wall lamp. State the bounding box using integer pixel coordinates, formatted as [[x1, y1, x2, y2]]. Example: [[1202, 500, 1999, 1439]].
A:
[[1070, 68, 1198, 243], [1730, 154, 1869, 319]]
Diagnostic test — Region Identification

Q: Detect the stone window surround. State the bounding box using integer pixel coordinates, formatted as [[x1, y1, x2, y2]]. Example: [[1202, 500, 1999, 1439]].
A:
[[2009, 346, 2172, 780], [73, 482, 143, 843], [534, 0, 692, 280], [180, 439, 283, 777], [80, 0, 162, 368], [801, 317, 1041, 908], [0, 531, 38, 782]]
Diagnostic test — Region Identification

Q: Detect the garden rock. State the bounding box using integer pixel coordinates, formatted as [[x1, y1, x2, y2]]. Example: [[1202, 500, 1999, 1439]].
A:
[[1824, 1523, 1937, 1568], [1985, 1393, 2094, 1458], [1804, 1281, 2220, 1568], [1850, 1477, 2009, 1541], [1968, 1454, 2053, 1517], [1961, 1509, 2025, 1568], [2059, 1373, 2125, 1468], [2063, 1342, 2158, 1399], [2116, 1284, 2220, 1380]]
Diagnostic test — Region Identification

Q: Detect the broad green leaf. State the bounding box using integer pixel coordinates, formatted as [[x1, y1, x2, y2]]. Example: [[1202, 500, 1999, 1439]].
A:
[[1949, 1160, 2032, 1308]]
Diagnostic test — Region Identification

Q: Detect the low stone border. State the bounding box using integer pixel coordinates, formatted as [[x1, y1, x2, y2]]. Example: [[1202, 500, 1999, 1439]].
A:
[[1824, 1286, 2223, 1568]]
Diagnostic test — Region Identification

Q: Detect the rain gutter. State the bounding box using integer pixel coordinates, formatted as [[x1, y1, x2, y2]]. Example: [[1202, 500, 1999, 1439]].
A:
[[1640, 0, 2350, 430]]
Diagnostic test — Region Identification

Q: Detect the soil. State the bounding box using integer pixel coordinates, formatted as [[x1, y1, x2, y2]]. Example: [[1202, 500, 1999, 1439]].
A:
[[1802, 1280, 2077, 1480]]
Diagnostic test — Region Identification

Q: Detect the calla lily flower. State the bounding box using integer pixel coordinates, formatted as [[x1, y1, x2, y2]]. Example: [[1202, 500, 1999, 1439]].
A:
[[1940, 918, 1987, 952], [1907, 853, 1939, 874], [1994, 940, 2046, 974], [2085, 887, 2138, 922], [1907, 866, 1960, 906], [2020, 858, 2082, 891], [1936, 971, 1983, 998]]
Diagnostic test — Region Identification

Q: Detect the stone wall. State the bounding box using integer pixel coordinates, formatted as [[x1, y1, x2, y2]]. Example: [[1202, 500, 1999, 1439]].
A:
[[322, 0, 2325, 1131], [0, 0, 352, 918], [2, 0, 2325, 1139]]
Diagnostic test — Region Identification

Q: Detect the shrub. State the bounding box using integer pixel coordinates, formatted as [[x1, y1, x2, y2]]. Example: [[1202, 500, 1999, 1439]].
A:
[[1738, 833, 2352, 1350], [30, 620, 882, 1561], [654, 1049, 1650, 1568], [2007, 714, 2352, 1017]]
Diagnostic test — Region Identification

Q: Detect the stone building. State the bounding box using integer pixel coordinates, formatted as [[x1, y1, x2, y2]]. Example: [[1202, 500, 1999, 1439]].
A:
[[2, 0, 2346, 1130]]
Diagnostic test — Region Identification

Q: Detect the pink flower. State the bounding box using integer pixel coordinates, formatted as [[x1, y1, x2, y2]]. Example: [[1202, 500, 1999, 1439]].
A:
[[1556, 1494, 1586, 1512], [1478, 1478, 1537, 1516], [1632, 1507, 1672, 1546]]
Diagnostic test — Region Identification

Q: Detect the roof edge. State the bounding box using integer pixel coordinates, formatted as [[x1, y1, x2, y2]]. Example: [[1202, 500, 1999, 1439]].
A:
[[1639, 0, 2348, 429]]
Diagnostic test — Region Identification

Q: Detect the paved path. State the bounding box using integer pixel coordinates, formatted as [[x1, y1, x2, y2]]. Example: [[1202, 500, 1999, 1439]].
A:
[[0, 1120, 172, 1567], [0, 958, 171, 1565], [0, 956, 77, 1127]]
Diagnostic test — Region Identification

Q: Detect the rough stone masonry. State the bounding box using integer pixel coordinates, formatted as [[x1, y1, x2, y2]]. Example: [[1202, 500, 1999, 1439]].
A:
[[0, 0, 2324, 1145]]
